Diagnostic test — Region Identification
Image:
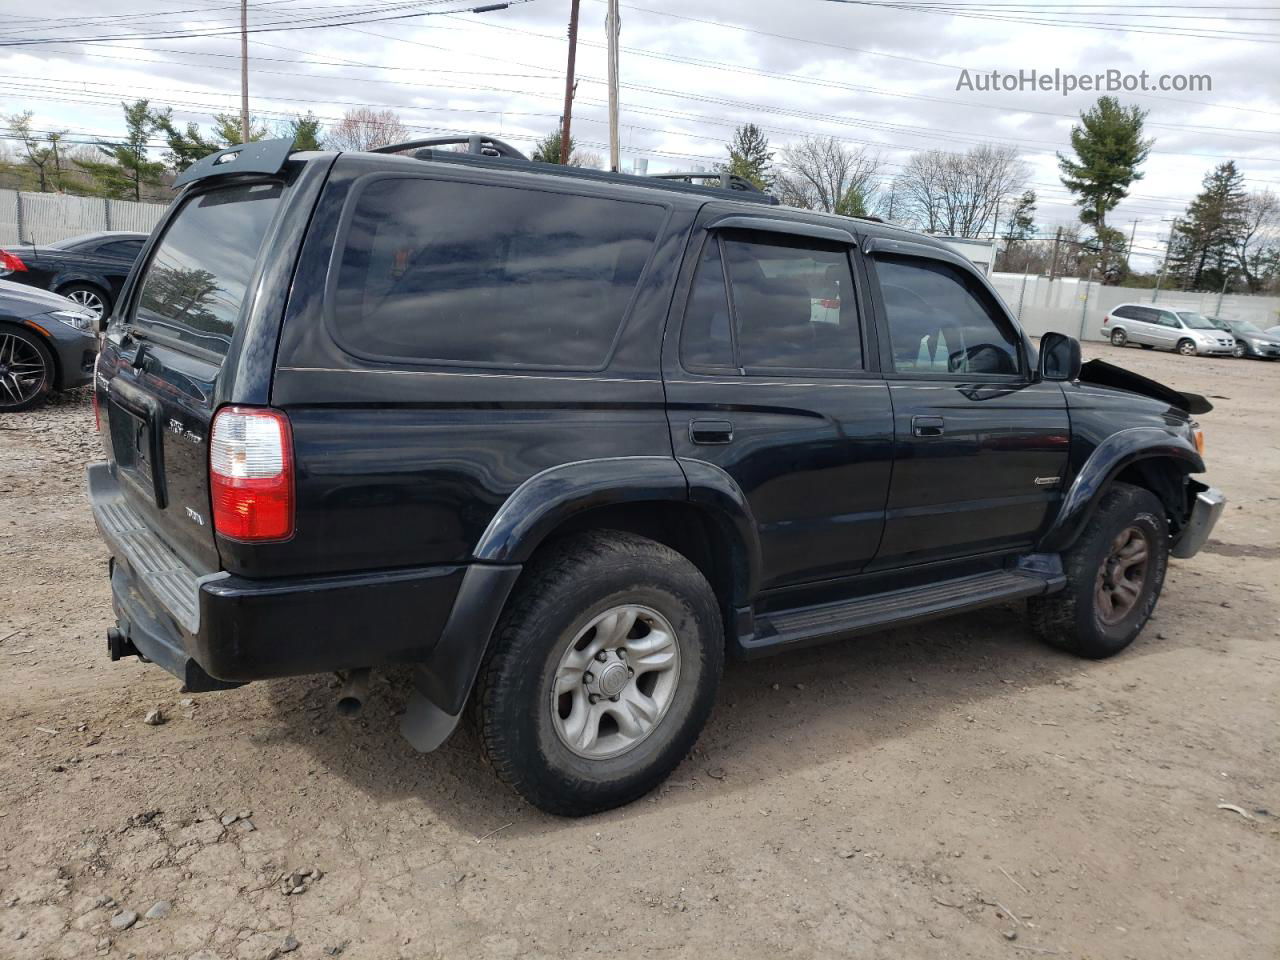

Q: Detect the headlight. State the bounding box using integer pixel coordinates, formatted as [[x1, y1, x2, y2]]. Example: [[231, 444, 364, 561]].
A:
[[45, 309, 95, 332]]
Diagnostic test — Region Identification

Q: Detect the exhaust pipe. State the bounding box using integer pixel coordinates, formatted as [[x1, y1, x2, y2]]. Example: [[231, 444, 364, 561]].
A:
[[336, 668, 372, 718]]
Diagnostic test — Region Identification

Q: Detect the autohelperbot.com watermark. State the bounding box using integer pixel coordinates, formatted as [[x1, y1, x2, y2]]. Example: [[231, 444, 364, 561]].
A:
[[956, 68, 1211, 97]]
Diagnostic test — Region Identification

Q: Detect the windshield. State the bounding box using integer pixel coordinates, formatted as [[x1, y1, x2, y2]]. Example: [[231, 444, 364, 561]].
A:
[[1176, 311, 1217, 330], [1232, 320, 1262, 334]]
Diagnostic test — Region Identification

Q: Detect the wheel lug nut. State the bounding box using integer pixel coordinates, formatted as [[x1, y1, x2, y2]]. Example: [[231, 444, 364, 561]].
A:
[[609, 695, 620, 702], [595, 651, 608, 662], [589, 694, 600, 704], [627, 668, 634, 677], [583, 672, 594, 683]]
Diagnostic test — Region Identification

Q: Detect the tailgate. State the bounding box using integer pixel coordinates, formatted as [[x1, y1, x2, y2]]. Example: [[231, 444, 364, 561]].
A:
[[100, 182, 284, 574]]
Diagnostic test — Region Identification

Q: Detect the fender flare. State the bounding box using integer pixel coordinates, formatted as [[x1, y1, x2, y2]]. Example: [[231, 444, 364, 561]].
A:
[[1038, 427, 1204, 553]]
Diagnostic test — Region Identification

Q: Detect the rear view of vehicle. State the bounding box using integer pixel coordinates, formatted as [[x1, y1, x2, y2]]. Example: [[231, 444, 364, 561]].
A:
[[88, 142, 331, 689]]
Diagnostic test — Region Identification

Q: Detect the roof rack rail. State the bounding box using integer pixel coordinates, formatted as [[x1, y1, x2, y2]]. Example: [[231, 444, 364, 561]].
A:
[[649, 171, 764, 193], [371, 135, 528, 160]]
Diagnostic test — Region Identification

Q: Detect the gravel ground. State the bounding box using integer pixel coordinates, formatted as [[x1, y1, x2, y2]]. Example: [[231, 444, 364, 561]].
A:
[[1, 346, 1277, 960]]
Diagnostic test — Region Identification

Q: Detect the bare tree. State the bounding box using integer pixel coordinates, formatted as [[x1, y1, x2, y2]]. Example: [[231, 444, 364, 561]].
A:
[[324, 108, 410, 152], [776, 136, 882, 215], [1236, 189, 1280, 292], [896, 143, 1029, 238]]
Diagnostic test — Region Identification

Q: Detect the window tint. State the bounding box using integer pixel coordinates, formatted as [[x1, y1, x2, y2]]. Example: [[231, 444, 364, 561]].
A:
[[680, 238, 735, 369], [875, 255, 1020, 376], [1111, 305, 1137, 320], [333, 178, 664, 367], [99, 239, 145, 260], [721, 233, 862, 372], [134, 183, 281, 356]]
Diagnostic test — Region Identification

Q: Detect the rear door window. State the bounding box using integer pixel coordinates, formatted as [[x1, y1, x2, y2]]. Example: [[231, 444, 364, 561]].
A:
[[133, 183, 282, 356], [331, 178, 665, 369]]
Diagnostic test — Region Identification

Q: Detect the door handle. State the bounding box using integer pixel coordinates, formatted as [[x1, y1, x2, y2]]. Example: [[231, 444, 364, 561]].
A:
[[690, 419, 734, 444], [912, 415, 945, 438]]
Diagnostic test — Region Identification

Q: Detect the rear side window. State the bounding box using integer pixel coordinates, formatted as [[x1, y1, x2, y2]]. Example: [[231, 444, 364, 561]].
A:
[[1111, 306, 1137, 320], [100, 239, 145, 260], [332, 178, 665, 368], [134, 183, 282, 356], [874, 255, 1020, 376]]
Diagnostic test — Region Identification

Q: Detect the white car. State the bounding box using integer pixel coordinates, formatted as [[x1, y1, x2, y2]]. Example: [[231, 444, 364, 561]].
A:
[[1101, 304, 1237, 357]]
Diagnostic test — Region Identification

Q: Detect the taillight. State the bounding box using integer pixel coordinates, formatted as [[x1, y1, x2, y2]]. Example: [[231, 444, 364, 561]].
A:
[[0, 249, 27, 274], [209, 406, 294, 542]]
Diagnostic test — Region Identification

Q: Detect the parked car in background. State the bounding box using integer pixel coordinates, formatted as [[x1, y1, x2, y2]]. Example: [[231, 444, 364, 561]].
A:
[[1101, 304, 1237, 357], [0, 279, 98, 411], [0, 231, 148, 328], [88, 136, 1224, 816], [1205, 317, 1280, 359]]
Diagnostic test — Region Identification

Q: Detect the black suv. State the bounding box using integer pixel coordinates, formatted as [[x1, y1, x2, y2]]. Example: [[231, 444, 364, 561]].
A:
[[88, 137, 1225, 816]]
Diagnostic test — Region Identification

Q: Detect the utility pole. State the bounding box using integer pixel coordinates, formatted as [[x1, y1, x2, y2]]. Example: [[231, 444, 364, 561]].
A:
[[606, 0, 620, 172], [239, 0, 250, 143], [1152, 217, 1178, 304], [559, 0, 581, 165], [1125, 218, 1138, 271], [1048, 226, 1062, 282]]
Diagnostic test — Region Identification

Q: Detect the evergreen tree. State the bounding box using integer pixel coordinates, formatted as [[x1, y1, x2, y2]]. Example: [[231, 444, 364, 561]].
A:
[[1057, 96, 1152, 283], [1002, 190, 1036, 241], [529, 129, 594, 166], [724, 123, 774, 189], [286, 112, 324, 152], [76, 100, 164, 201], [1167, 161, 1248, 291]]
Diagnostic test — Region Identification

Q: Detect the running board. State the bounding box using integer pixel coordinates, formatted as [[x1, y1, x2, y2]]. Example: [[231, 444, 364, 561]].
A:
[[743, 565, 1064, 657]]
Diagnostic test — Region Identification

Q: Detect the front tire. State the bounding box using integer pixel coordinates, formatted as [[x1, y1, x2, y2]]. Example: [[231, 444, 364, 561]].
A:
[[475, 531, 724, 816], [1232, 340, 1247, 358], [1110, 329, 1127, 347], [1029, 483, 1168, 659], [1177, 338, 1198, 356], [58, 283, 110, 326], [0, 326, 55, 412]]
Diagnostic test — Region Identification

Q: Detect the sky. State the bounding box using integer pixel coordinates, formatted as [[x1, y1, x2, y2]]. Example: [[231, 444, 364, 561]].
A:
[[2, 0, 1278, 270]]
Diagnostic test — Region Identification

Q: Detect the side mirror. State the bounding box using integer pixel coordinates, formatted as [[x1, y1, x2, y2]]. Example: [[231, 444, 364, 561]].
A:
[[1039, 332, 1081, 381]]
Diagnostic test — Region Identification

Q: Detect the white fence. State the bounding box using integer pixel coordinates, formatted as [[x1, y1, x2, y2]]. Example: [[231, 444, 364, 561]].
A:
[[0, 190, 168, 246], [991, 272, 1280, 341]]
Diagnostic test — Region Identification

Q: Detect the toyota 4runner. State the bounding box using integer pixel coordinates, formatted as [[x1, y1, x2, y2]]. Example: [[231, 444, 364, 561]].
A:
[[88, 136, 1225, 816]]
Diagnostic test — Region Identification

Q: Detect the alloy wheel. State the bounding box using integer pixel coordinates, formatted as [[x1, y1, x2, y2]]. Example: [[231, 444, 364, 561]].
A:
[[0, 332, 49, 407], [1094, 526, 1150, 625], [66, 288, 105, 321], [1232, 341, 1246, 358], [550, 604, 681, 760]]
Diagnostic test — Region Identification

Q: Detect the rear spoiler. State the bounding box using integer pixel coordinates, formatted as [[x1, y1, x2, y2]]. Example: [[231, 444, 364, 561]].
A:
[[172, 138, 295, 189]]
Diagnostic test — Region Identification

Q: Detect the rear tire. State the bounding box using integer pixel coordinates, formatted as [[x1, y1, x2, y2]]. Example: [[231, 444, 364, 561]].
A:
[[1177, 338, 1198, 356], [0, 326, 55, 412], [1029, 483, 1168, 659], [1110, 329, 1128, 347], [475, 530, 724, 816]]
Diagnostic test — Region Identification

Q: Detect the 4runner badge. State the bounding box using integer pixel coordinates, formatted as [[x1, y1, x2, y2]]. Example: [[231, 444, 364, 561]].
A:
[[1035, 476, 1062, 486]]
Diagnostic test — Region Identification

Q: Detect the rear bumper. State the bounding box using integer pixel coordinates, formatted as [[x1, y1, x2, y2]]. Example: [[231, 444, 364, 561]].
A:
[[89, 463, 518, 697], [1171, 486, 1226, 559]]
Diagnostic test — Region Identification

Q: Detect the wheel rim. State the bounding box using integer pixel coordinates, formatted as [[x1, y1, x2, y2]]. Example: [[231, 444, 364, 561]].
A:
[[1094, 526, 1150, 625], [1179, 341, 1196, 355], [1112, 331, 1126, 345], [1233, 342, 1246, 357], [66, 288, 104, 320], [0, 333, 48, 406], [550, 603, 681, 760]]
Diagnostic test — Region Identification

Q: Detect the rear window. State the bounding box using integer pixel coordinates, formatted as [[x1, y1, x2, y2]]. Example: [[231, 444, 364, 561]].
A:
[[331, 177, 665, 368], [133, 183, 282, 356]]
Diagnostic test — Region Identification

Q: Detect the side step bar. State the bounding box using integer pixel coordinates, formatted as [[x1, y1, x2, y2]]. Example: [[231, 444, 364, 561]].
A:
[[743, 563, 1065, 657]]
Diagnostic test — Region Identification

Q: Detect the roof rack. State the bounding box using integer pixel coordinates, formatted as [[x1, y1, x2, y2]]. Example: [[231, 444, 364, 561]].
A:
[[371, 135, 529, 160], [648, 171, 765, 194], [373, 136, 778, 205]]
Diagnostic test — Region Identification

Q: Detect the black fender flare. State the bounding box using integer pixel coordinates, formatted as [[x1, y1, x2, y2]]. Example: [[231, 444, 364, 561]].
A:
[[1038, 427, 1203, 553], [401, 456, 761, 751]]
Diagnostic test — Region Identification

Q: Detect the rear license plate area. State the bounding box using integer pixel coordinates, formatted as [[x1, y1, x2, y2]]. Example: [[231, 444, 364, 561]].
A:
[[108, 396, 167, 508]]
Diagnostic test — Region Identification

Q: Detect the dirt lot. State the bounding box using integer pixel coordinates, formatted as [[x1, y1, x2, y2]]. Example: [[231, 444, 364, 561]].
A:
[[1, 342, 1277, 960]]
